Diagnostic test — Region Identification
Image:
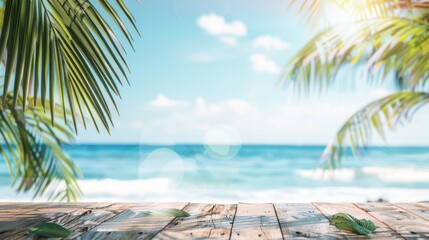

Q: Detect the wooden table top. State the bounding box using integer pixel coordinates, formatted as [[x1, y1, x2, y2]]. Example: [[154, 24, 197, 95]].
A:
[[1, 202, 428, 239]]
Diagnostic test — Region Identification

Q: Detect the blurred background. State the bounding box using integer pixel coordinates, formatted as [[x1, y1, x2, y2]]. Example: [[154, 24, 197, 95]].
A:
[[1, 0, 428, 202]]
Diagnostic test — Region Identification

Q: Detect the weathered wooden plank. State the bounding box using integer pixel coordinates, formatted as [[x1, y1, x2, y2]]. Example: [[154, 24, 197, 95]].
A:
[[394, 203, 429, 221], [79, 202, 189, 240], [0, 202, 427, 239], [66, 203, 136, 239], [0, 203, 80, 232], [0, 202, 52, 210], [274, 203, 345, 239], [230, 203, 283, 240], [0, 202, 70, 217], [314, 203, 402, 239], [9, 203, 135, 240], [356, 202, 429, 239], [153, 203, 236, 239], [0, 202, 101, 212], [0, 203, 85, 239]]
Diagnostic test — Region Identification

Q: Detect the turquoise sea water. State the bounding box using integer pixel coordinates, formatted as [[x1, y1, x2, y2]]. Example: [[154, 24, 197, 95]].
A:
[[1, 145, 429, 202]]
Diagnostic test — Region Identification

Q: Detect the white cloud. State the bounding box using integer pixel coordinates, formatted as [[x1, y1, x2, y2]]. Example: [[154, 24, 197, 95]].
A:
[[197, 13, 247, 45], [226, 99, 251, 114], [197, 13, 247, 37], [150, 94, 186, 108], [136, 96, 363, 144], [121, 89, 429, 145], [147, 97, 228, 121], [192, 98, 253, 117], [249, 54, 281, 74], [194, 97, 224, 118], [253, 35, 290, 51], [188, 53, 217, 63]]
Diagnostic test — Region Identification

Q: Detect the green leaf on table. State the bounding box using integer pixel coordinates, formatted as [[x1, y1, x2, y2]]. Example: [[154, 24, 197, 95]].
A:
[[330, 213, 377, 235], [28, 222, 72, 238], [145, 208, 190, 217]]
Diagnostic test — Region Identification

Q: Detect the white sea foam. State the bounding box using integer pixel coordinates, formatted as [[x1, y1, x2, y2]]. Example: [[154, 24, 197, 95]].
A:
[[79, 178, 173, 196], [362, 167, 429, 183], [295, 169, 356, 181], [1, 178, 428, 203], [295, 167, 429, 183]]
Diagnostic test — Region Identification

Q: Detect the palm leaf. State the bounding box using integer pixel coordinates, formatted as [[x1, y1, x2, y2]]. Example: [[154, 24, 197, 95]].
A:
[[0, 0, 139, 133], [321, 91, 429, 169], [0, 93, 81, 201], [280, 13, 429, 93]]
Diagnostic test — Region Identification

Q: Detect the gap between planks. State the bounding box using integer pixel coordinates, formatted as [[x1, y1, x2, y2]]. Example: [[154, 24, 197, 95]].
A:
[[153, 203, 236, 239], [79, 202, 190, 239], [355, 202, 429, 239], [392, 202, 429, 221]]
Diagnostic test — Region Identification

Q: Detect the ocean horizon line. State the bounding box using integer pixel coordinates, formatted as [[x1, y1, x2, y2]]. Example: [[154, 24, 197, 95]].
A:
[[65, 143, 429, 148]]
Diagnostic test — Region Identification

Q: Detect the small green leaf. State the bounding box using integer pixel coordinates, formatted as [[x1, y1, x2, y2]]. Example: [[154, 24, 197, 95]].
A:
[[28, 222, 72, 238], [146, 208, 190, 217], [330, 213, 377, 235]]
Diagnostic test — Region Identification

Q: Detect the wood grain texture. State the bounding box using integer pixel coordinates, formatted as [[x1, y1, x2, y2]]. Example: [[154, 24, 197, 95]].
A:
[[394, 202, 429, 221], [153, 203, 236, 239], [0, 203, 85, 239], [0, 202, 426, 239], [65, 203, 136, 239], [10, 203, 135, 240], [230, 203, 283, 240], [0, 202, 53, 210], [356, 202, 429, 239], [79, 202, 189, 240], [314, 202, 402, 239], [274, 203, 345, 239]]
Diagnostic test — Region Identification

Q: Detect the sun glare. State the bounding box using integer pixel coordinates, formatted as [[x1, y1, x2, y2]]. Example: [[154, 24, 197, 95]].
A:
[[323, 3, 356, 26]]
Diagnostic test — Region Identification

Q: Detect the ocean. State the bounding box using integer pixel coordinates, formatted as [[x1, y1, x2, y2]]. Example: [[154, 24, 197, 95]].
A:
[[1, 144, 428, 202]]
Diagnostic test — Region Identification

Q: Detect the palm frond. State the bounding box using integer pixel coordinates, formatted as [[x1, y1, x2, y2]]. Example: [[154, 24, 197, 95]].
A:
[[321, 91, 429, 169], [281, 13, 429, 93], [0, 94, 81, 201], [0, 0, 139, 133]]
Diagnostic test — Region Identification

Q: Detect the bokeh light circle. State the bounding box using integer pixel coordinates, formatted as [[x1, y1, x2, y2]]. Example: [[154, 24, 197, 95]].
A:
[[138, 148, 185, 189], [203, 124, 242, 160]]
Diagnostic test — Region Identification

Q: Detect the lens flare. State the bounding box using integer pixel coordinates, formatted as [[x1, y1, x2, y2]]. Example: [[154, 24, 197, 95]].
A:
[[203, 124, 242, 160], [138, 148, 185, 189]]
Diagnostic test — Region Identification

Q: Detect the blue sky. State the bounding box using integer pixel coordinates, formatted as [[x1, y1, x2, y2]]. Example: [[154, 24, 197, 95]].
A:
[[76, 0, 429, 145]]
